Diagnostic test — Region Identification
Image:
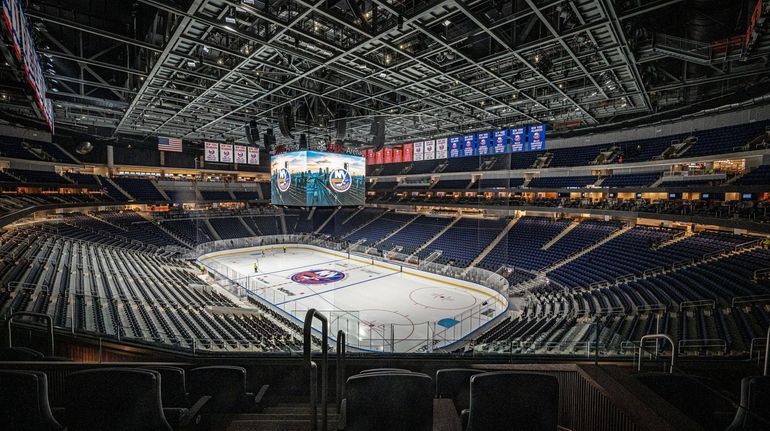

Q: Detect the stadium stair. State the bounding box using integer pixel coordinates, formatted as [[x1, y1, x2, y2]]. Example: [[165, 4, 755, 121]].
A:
[[467, 216, 521, 269], [279, 210, 289, 234], [372, 213, 421, 247], [542, 220, 581, 250], [545, 223, 634, 271], [653, 230, 693, 250], [313, 207, 339, 234], [103, 177, 133, 200], [225, 402, 339, 431], [238, 217, 257, 236], [407, 216, 461, 260], [342, 207, 365, 224], [154, 181, 172, 201], [342, 209, 391, 239], [204, 219, 223, 241]]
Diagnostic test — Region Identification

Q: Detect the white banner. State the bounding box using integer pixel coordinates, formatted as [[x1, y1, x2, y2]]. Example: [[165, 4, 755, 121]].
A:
[[435, 138, 448, 159], [204, 142, 219, 162], [413, 141, 424, 161], [423, 139, 436, 160], [247, 147, 260, 165], [235, 145, 247, 164], [220, 143, 234, 163]]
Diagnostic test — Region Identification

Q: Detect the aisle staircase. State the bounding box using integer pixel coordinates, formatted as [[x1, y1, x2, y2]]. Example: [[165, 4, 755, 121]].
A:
[[545, 223, 634, 272], [467, 216, 520, 269], [542, 219, 580, 250], [225, 403, 339, 431]]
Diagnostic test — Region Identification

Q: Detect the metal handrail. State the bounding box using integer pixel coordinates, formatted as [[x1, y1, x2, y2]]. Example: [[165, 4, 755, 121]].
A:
[[303, 309, 328, 431], [638, 334, 676, 373], [763, 327, 770, 377], [7, 312, 54, 356], [336, 330, 346, 410]]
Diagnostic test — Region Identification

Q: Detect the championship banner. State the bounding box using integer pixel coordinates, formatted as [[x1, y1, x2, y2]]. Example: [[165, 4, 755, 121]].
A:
[[492, 129, 508, 154], [393, 146, 403, 163], [234, 145, 247, 164], [247, 146, 260, 165], [462, 134, 476, 157], [435, 138, 448, 159], [423, 139, 436, 160], [448, 136, 462, 158], [510, 127, 526, 152], [204, 142, 219, 162], [528, 124, 547, 151], [413, 141, 424, 161], [364, 148, 375, 165], [402, 143, 413, 162], [219, 143, 234, 163], [476, 131, 492, 156], [383, 147, 393, 164], [374, 148, 384, 164]]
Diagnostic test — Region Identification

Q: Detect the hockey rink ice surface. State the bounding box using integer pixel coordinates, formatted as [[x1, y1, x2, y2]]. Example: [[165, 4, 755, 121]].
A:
[[202, 246, 507, 352]]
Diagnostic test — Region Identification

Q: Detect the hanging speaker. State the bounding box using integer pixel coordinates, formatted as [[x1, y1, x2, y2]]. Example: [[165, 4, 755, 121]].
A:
[[263, 128, 275, 153], [298, 133, 307, 149], [244, 120, 259, 146], [279, 105, 294, 139], [334, 106, 347, 141]]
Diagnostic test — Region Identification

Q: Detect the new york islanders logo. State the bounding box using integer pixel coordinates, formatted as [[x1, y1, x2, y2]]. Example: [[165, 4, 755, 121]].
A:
[[276, 168, 291, 192], [291, 269, 346, 285], [329, 168, 352, 192]]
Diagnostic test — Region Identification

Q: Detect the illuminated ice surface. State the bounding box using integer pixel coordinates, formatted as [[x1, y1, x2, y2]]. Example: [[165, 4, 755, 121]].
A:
[[202, 246, 506, 352]]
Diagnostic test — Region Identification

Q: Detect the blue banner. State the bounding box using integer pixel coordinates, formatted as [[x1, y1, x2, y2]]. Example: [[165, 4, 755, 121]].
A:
[[462, 134, 476, 157], [527, 124, 546, 151], [476, 131, 492, 156], [448, 136, 463, 158], [492, 129, 508, 154], [510, 127, 526, 152]]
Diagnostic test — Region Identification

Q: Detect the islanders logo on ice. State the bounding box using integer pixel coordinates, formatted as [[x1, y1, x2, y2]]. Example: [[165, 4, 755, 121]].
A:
[[276, 168, 291, 192], [291, 269, 346, 285], [328, 168, 352, 192]]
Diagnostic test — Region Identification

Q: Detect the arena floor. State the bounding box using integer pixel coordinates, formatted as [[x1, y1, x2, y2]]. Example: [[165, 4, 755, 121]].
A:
[[201, 246, 507, 352]]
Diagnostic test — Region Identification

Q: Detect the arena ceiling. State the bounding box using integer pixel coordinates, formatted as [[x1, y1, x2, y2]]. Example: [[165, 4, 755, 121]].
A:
[[3, 0, 770, 148]]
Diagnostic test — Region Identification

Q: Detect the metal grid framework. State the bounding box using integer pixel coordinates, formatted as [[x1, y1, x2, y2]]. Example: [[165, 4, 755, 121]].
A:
[[12, 0, 770, 147]]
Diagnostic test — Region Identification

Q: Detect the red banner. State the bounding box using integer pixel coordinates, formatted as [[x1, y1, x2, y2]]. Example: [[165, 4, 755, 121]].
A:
[[364, 149, 375, 165], [393, 147, 403, 163], [403, 143, 413, 162], [383, 147, 393, 164], [374, 149, 384, 165]]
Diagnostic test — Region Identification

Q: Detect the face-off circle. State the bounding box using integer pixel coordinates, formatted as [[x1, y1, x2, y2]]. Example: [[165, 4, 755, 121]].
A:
[[276, 168, 291, 192], [291, 269, 346, 285]]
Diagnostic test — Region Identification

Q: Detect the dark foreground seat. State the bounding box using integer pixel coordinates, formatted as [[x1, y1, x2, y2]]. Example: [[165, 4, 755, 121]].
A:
[[340, 372, 433, 431], [0, 370, 63, 431], [63, 368, 206, 431], [359, 368, 413, 374], [635, 372, 719, 430], [726, 376, 770, 431], [188, 365, 268, 413], [147, 366, 195, 408], [464, 372, 559, 431], [435, 368, 484, 415], [0, 346, 45, 361]]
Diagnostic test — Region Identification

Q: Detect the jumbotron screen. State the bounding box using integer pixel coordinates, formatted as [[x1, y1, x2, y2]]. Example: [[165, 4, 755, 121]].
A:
[[271, 150, 366, 206]]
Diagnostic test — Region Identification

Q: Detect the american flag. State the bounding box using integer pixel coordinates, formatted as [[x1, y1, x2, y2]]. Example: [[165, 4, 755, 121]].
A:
[[158, 137, 183, 152]]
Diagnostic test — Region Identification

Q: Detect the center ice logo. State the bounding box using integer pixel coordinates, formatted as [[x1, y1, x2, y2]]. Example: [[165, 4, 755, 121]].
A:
[[291, 269, 346, 285], [328, 168, 352, 192], [276, 168, 291, 192]]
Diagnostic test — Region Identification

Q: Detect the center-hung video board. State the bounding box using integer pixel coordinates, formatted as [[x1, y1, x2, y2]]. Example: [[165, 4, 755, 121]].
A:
[[271, 151, 366, 207]]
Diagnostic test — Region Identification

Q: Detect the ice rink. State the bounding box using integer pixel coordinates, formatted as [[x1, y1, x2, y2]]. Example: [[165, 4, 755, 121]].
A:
[[201, 246, 507, 352]]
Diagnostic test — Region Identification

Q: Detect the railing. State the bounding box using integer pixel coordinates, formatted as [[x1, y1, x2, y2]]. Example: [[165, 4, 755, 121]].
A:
[[732, 294, 770, 307], [677, 339, 727, 355], [765, 325, 769, 377], [336, 330, 346, 410], [754, 267, 770, 281], [637, 334, 676, 373], [679, 299, 715, 312], [7, 312, 54, 356], [304, 309, 328, 431]]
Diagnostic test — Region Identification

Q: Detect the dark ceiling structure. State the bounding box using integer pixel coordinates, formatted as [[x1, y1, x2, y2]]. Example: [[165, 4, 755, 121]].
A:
[[2, 0, 769, 148]]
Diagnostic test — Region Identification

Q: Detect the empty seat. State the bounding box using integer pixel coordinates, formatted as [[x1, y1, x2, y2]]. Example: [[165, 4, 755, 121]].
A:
[[0, 346, 45, 361], [188, 365, 268, 413], [341, 372, 433, 431], [359, 368, 413, 374], [63, 368, 173, 431], [464, 372, 559, 431], [0, 370, 62, 431], [146, 366, 195, 408], [726, 376, 770, 431], [435, 368, 484, 415]]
